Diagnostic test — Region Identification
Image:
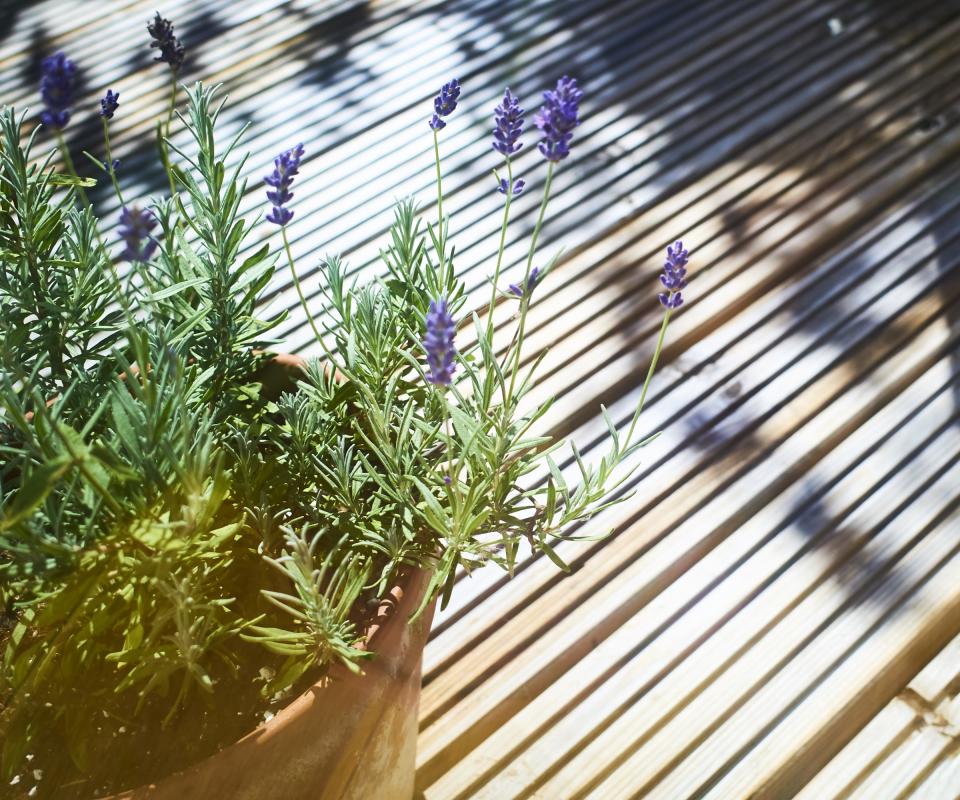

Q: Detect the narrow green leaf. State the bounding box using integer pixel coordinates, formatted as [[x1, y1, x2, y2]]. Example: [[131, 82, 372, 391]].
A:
[[538, 540, 571, 572], [0, 457, 71, 530], [47, 174, 97, 188]]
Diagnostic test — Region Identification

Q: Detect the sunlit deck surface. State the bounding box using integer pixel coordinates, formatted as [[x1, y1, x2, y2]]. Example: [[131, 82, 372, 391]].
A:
[[6, 0, 960, 796]]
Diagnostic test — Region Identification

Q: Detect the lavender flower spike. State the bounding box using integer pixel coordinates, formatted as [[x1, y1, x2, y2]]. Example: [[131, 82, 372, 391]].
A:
[[429, 79, 461, 131], [423, 298, 457, 385], [509, 266, 541, 298], [535, 76, 583, 162], [118, 206, 159, 263], [148, 12, 185, 72], [658, 240, 688, 309], [99, 89, 120, 119], [265, 144, 305, 226], [493, 88, 524, 155], [39, 52, 77, 130]]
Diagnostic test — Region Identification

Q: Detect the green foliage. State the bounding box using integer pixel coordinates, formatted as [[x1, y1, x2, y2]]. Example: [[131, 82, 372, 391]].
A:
[[243, 525, 371, 694], [0, 81, 671, 784], [0, 86, 284, 778]]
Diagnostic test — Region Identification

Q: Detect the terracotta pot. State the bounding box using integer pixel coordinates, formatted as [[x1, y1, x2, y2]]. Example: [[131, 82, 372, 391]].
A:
[[253, 351, 310, 399], [101, 354, 435, 800], [105, 570, 434, 800]]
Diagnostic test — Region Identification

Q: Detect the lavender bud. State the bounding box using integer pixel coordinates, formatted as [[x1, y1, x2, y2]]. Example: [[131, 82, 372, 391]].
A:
[[496, 177, 525, 196], [508, 266, 541, 299], [264, 143, 304, 227], [423, 298, 457, 385], [118, 206, 159, 263], [147, 13, 185, 72], [428, 79, 460, 130], [492, 88, 524, 155], [99, 89, 119, 119], [657, 240, 688, 309], [39, 52, 76, 130], [535, 76, 583, 162]]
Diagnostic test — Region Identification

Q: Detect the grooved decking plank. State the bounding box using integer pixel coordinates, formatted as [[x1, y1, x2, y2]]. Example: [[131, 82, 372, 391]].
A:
[[796, 631, 960, 799]]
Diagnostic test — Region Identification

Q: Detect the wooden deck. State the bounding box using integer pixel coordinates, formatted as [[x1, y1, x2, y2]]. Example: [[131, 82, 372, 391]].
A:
[[4, 0, 960, 797]]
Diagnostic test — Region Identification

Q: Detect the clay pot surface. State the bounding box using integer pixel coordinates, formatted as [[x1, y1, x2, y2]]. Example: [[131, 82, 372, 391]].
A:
[[106, 569, 434, 800]]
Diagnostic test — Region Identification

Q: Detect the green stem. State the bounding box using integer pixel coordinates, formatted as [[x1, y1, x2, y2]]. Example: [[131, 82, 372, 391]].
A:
[[50, 418, 124, 516], [98, 121, 131, 316], [165, 73, 177, 133], [25, 248, 64, 381], [28, 140, 73, 378], [55, 130, 90, 210], [443, 397, 456, 492], [282, 226, 324, 346], [624, 308, 672, 447], [102, 118, 124, 207], [506, 162, 554, 400], [433, 129, 445, 262], [23, 247, 45, 317], [95, 121, 136, 331], [479, 162, 518, 508], [161, 73, 178, 197], [486, 159, 513, 343]]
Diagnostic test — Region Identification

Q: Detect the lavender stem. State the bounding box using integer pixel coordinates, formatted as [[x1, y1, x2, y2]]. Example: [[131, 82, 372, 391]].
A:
[[505, 161, 554, 399], [55, 130, 90, 210], [101, 118, 124, 207], [282, 226, 323, 346]]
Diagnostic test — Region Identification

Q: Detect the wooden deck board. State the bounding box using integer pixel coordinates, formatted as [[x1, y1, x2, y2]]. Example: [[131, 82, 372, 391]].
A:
[[4, 0, 960, 797], [796, 630, 960, 799]]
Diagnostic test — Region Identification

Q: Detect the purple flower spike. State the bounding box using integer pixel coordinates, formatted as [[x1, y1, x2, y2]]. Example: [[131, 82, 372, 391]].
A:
[[428, 79, 461, 130], [434, 79, 461, 116], [118, 206, 159, 263], [509, 266, 540, 298], [535, 76, 583, 162], [99, 89, 120, 119], [497, 177, 525, 196], [423, 298, 457, 385], [264, 143, 304, 227], [657, 240, 688, 309], [493, 88, 524, 155], [148, 13, 185, 72], [39, 52, 77, 130]]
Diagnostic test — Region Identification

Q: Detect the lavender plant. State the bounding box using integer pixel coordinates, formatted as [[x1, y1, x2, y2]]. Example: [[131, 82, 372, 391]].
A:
[[0, 51, 687, 794]]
